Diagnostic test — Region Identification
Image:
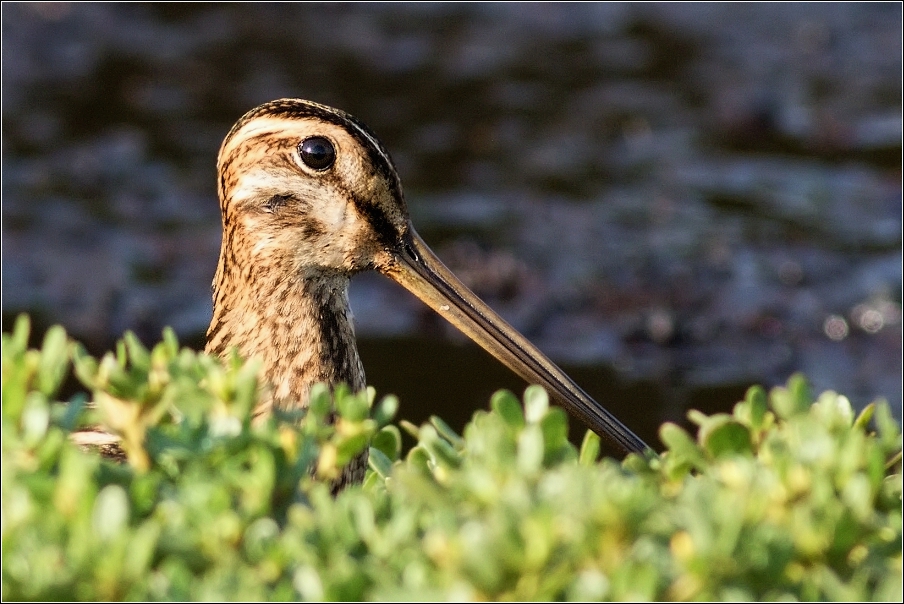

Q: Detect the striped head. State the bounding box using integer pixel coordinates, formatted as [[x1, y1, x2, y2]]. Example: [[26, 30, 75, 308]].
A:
[[216, 99, 409, 277]]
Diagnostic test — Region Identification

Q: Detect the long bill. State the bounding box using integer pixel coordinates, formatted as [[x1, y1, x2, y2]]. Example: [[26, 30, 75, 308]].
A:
[[379, 226, 653, 456]]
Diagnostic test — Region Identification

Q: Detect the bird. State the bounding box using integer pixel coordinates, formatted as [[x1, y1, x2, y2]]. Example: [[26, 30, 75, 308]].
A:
[[205, 98, 651, 487]]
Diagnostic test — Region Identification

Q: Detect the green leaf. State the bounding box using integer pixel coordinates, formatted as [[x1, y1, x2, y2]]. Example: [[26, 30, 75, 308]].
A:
[[335, 388, 369, 422], [853, 403, 875, 431], [1, 318, 32, 421], [579, 430, 601, 466], [539, 407, 569, 459], [873, 401, 903, 454], [232, 357, 260, 416], [419, 425, 461, 470], [36, 325, 69, 397], [367, 447, 393, 480], [788, 372, 812, 410], [491, 389, 524, 430], [372, 394, 398, 427], [307, 383, 332, 421], [336, 434, 369, 467], [371, 425, 402, 462], [660, 422, 695, 453], [93, 485, 130, 541], [125, 521, 160, 580], [293, 566, 325, 601], [772, 373, 812, 419], [123, 331, 151, 371], [523, 385, 549, 424], [701, 420, 752, 458], [659, 422, 706, 473], [430, 415, 464, 449], [161, 326, 180, 357], [744, 384, 768, 429], [399, 419, 419, 440], [518, 424, 544, 474], [21, 393, 51, 446], [71, 343, 99, 389], [404, 446, 433, 478], [11, 313, 31, 351]]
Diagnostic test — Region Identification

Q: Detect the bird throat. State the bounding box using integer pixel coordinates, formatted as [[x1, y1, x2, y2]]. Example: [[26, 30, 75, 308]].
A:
[[206, 261, 366, 417]]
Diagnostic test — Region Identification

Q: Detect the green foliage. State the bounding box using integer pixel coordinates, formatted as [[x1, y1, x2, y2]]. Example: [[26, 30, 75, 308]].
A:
[[3, 315, 902, 600]]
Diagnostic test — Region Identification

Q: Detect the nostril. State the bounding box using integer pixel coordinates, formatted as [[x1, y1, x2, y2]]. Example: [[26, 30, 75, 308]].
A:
[[402, 240, 420, 263]]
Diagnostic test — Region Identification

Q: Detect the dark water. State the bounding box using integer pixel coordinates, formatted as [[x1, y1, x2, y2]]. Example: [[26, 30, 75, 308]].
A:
[[2, 4, 901, 443]]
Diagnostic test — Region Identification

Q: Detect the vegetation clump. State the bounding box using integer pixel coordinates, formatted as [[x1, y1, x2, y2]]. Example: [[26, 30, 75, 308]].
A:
[[2, 315, 901, 600]]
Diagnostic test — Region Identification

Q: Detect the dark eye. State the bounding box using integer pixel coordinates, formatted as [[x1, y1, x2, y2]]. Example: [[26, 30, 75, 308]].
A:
[[298, 136, 335, 170]]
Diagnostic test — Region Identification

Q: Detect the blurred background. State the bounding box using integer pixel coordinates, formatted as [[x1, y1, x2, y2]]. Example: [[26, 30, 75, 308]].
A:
[[3, 3, 901, 447]]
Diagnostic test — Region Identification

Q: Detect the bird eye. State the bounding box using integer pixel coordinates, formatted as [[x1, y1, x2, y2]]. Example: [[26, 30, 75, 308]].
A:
[[298, 136, 336, 170]]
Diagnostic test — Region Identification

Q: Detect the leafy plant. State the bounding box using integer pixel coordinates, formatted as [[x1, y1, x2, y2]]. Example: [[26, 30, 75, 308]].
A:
[[2, 315, 901, 600]]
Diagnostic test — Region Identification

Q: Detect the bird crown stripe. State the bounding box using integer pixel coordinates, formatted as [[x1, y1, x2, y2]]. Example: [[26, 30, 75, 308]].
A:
[[223, 99, 395, 170]]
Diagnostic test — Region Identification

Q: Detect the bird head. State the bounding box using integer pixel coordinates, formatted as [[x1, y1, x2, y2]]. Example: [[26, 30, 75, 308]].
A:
[[217, 99, 408, 277]]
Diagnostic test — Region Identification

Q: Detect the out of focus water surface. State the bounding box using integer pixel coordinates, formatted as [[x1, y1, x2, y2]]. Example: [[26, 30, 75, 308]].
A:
[[2, 3, 901, 447]]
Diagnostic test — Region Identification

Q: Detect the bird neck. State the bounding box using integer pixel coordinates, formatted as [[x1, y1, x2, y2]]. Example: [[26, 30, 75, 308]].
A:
[[206, 250, 365, 414]]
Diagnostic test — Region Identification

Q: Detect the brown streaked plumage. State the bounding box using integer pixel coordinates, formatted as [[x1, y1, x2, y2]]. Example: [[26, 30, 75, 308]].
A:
[[207, 99, 652, 487]]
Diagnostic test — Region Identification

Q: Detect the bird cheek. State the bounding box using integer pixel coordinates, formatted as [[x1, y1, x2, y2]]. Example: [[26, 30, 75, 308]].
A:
[[333, 221, 379, 271]]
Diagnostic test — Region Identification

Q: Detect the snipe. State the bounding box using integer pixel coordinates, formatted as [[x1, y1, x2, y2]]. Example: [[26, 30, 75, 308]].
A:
[[206, 99, 651, 485]]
